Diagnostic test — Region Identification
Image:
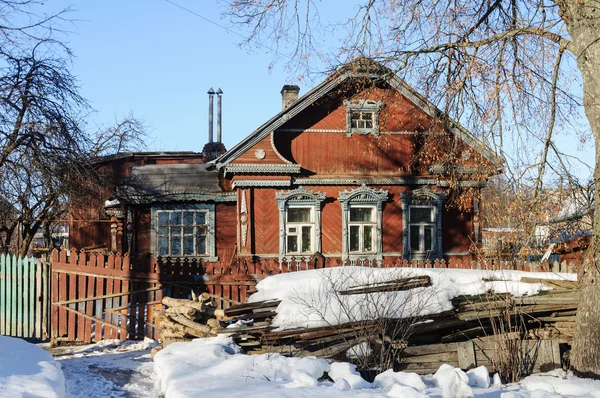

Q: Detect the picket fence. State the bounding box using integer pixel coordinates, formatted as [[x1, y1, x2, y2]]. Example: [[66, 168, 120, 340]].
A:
[[0, 254, 51, 340]]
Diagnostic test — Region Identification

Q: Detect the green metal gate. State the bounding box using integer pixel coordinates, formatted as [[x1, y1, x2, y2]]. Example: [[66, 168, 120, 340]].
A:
[[0, 254, 51, 340]]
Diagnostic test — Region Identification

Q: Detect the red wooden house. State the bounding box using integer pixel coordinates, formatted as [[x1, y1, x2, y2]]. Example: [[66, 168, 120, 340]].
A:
[[69, 58, 501, 266]]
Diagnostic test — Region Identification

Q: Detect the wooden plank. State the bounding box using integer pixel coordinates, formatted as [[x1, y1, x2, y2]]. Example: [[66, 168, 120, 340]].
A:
[[94, 274, 104, 342], [120, 276, 129, 340], [34, 259, 42, 338], [16, 255, 23, 337], [85, 275, 95, 342], [400, 352, 458, 363], [403, 343, 459, 356], [457, 341, 477, 369], [67, 272, 77, 341], [77, 272, 87, 341], [53, 286, 164, 306], [29, 259, 36, 338], [42, 262, 50, 340], [0, 254, 6, 335], [11, 254, 17, 336]]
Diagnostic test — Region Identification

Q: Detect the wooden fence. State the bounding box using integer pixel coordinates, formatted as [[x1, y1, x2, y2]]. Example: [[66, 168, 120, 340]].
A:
[[0, 254, 51, 340]]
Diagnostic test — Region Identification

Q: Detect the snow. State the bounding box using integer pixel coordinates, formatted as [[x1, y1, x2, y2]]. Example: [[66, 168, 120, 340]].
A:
[[246, 266, 576, 330], [52, 338, 159, 398], [153, 336, 600, 398], [0, 335, 65, 398]]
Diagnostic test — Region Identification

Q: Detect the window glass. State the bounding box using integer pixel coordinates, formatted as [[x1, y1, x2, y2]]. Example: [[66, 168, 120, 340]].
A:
[[287, 207, 311, 223], [424, 225, 434, 251], [410, 207, 433, 223], [350, 225, 360, 252], [287, 235, 298, 253], [410, 225, 421, 251], [183, 236, 194, 255], [158, 236, 168, 256], [170, 212, 182, 225], [350, 207, 373, 222], [301, 226, 312, 252], [158, 212, 169, 227], [183, 211, 194, 226], [364, 226, 373, 252], [197, 235, 207, 255], [155, 209, 210, 257]]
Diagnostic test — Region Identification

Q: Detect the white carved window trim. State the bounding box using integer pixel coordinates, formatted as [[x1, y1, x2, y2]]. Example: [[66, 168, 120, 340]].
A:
[[151, 203, 217, 261], [401, 188, 447, 260], [344, 99, 384, 137], [348, 205, 377, 254], [285, 206, 315, 255], [339, 184, 389, 264], [276, 187, 326, 262]]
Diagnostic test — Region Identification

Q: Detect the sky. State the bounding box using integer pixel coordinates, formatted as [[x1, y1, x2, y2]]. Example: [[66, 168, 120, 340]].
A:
[[31, 1, 595, 180]]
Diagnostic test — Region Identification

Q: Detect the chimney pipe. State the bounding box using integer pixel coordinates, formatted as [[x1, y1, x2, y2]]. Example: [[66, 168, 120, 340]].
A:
[[207, 88, 215, 143], [216, 87, 223, 143], [281, 85, 300, 110]]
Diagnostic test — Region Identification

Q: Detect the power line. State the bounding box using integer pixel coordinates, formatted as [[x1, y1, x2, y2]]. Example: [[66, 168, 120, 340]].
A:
[[163, 0, 320, 73]]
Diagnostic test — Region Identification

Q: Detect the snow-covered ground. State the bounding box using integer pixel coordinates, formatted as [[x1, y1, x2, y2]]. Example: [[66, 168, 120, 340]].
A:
[[154, 335, 600, 398], [50, 338, 159, 398], [0, 335, 65, 398]]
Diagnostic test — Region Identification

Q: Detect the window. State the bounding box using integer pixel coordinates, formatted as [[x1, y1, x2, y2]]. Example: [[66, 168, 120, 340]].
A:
[[339, 184, 389, 263], [344, 100, 384, 136], [349, 206, 376, 253], [408, 206, 436, 254], [152, 204, 216, 260], [351, 111, 374, 129], [401, 188, 447, 260], [276, 187, 326, 261], [286, 207, 314, 255]]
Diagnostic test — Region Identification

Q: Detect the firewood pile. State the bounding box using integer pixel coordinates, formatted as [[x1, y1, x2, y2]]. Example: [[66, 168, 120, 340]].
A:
[[152, 275, 579, 363]]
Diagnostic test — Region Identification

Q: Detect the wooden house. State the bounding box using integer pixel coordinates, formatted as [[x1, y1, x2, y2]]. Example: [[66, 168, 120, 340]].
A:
[[69, 58, 501, 265]]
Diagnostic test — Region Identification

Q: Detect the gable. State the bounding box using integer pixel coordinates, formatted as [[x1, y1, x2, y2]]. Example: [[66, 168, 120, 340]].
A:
[[216, 58, 501, 175]]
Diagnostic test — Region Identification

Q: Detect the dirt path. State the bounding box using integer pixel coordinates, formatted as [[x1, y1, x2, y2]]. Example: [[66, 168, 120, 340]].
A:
[[48, 340, 160, 398]]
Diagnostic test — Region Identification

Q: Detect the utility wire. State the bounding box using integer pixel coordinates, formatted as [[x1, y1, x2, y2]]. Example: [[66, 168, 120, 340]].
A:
[[163, 0, 321, 73]]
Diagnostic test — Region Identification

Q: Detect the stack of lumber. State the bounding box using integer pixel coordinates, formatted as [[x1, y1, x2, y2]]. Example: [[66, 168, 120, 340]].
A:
[[150, 292, 225, 358], [153, 275, 579, 370]]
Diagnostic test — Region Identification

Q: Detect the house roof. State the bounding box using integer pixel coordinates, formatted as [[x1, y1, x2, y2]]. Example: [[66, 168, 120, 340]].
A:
[[215, 57, 502, 169], [116, 164, 235, 204]]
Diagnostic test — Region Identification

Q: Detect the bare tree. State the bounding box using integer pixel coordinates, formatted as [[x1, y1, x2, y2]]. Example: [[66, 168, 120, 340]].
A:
[[224, 0, 600, 377], [0, 1, 146, 256]]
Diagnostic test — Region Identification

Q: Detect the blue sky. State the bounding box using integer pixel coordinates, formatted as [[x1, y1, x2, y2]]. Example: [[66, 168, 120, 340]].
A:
[[38, 0, 329, 152], [34, 1, 595, 180]]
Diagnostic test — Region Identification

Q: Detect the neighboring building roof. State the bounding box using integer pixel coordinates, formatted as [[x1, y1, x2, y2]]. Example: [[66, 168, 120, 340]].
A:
[[215, 57, 503, 169], [116, 164, 235, 203], [91, 151, 204, 165]]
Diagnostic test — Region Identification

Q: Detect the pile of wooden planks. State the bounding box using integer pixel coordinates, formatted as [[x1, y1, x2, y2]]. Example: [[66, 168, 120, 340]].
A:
[[154, 274, 579, 374]]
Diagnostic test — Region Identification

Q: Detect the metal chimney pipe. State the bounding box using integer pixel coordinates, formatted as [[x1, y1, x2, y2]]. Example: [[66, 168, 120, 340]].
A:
[[207, 88, 215, 143], [216, 88, 223, 143]]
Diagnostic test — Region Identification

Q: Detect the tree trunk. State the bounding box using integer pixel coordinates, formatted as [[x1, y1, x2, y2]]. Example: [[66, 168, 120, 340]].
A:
[[557, 0, 600, 378]]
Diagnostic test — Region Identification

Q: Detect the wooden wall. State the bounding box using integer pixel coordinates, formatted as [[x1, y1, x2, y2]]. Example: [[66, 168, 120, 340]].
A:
[[247, 185, 474, 259]]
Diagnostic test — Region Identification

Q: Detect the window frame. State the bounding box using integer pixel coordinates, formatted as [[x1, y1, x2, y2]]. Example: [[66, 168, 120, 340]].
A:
[[401, 188, 447, 260], [151, 203, 217, 261], [344, 99, 384, 136], [338, 184, 389, 264], [408, 205, 436, 254], [285, 205, 315, 255], [348, 205, 377, 254], [276, 187, 326, 262]]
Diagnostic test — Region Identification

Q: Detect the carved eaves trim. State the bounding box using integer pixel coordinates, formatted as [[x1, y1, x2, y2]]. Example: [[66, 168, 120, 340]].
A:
[[231, 180, 292, 188], [118, 192, 237, 204], [293, 177, 487, 187], [225, 164, 301, 174], [275, 186, 327, 202]]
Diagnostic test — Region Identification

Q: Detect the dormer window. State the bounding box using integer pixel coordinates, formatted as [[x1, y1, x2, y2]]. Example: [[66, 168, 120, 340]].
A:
[[344, 99, 384, 136]]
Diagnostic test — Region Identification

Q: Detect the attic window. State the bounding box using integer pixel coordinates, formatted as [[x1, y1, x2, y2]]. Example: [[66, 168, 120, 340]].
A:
[[344, 99, 384, 136]]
